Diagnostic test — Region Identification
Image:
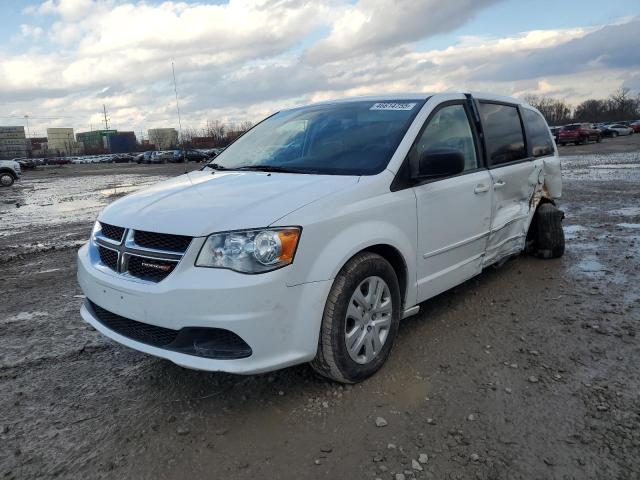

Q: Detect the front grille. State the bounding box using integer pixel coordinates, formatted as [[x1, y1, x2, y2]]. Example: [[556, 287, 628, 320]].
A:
[[89, 301, 179, 347], [87, 300, 253, 359], [127, 255, 176, 281], [93, 226, 189, 283], [134, 230, 192, 253], [100, 222, 125, 242], [98, 246, 118, 271]]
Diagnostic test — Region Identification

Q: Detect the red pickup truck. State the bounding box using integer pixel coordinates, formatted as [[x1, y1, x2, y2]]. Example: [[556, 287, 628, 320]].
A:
[[558, 123, 602, 145]]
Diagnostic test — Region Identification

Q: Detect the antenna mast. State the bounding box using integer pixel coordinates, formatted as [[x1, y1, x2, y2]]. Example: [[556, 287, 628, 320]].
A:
[[171, 61, 186, 166], [102, 104, 110, 130]]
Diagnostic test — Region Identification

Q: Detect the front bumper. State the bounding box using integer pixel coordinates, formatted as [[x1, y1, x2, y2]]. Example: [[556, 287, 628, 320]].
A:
[[77, 242, 332, 374]]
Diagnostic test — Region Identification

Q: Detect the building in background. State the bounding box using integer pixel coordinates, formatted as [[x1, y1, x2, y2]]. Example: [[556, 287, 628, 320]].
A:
[[30, 137, 49, 157], [0, 126, 30, 159], [76, 129, 117, 154], [148, 128, 178, 150], [141, 139, 156, 151], [46, 128, 84, 156], [107, 131, 137, 153]]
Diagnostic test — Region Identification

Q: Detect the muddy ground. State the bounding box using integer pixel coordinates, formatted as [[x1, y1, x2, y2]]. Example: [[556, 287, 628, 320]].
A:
[[1, 135, 639, 480]]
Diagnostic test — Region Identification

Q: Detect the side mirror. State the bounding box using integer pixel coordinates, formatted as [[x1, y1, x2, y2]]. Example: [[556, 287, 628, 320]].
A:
[[412, 147, 465, 179]]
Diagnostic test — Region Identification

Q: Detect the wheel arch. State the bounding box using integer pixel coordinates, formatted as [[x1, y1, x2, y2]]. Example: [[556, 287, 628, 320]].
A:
[[0, 168, 17, 179], [356, 244, 408, 309]]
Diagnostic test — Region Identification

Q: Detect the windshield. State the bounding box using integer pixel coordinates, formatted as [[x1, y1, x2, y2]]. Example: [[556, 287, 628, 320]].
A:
[[563, 124, 581, 131], [209, 100, 426, 175]]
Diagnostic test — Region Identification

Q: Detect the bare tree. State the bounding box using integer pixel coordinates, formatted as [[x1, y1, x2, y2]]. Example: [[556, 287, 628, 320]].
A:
[[524, 94, 572, 126], [574, 99, 606, 123], [608, 87, 637, 120]]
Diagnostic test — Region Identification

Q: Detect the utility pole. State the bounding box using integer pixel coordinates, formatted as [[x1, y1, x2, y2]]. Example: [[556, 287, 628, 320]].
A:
[[102, 104, 110, 130]]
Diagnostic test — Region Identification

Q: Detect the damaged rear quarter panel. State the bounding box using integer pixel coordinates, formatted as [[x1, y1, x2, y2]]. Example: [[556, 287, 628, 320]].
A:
[[542, 156, 562, 199]]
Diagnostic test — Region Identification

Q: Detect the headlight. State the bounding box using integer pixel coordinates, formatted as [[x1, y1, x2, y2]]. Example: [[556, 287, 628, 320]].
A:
[[195, 227, 301, 273], [90, 220, 100, 240]]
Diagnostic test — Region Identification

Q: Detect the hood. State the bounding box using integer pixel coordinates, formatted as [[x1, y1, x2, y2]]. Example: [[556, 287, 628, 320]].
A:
[[99, 170, 359, 236]]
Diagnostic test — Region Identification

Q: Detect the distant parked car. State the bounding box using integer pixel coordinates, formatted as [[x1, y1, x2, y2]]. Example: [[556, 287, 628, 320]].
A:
[[604, 124, 634, 137], [171, 149, 209, 163], [558, 123, 601, 145], [112, 154, 134, 163], [16, 158, 36, 170], [549, 127, 561, 143], [152, 151, 174, 163], [139, 151, 161, 164], [48, 157, 72, 165], [631, 120, 640, 133], [598, 125, 617, 138]]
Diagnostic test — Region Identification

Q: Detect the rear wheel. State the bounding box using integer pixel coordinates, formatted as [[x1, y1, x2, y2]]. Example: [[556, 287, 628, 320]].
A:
[[612, 131, 618, 138], [596, 135, 602, 143], [0, 172, 15, 187], [527, 203, 565, 259], [311, 252, 401, 383]]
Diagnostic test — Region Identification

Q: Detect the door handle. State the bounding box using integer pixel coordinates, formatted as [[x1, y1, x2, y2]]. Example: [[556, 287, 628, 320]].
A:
[[474, 184, 490, 194], [494, 180, 506, 189]]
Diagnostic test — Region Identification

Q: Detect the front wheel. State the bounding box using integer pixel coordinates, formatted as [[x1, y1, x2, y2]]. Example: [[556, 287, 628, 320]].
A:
[[0, 172, 15, 187], [311, 252, 401, 383], [612, 131, 618, 138]]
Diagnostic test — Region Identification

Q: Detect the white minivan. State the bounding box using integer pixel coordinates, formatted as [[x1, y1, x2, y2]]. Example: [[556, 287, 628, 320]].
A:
[[77, 93, 564, 383]]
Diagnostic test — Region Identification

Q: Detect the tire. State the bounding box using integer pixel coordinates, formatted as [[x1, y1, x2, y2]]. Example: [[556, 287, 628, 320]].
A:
[[559, 142, 566, 146], [596, 135, 602, 143], [529, 203, 565, 259], [311, 252, 401, 383], [581, 136, 589, 145], [612, 131, 618, 138], [0, 172, 15, 187]]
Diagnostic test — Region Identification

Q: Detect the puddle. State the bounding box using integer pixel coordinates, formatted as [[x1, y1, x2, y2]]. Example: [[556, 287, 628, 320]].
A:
[[577, 257, 605, 273], [569, 255, 629, 285], [590, 164, 639, 169], [564, 225, 587, 240], [609, 207, 640, 217], [561, 152, 640, 181], [0, 174, 169, 238], [2, 311, 50, 325]]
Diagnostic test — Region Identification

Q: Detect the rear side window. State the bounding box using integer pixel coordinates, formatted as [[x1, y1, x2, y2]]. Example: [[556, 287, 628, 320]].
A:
[[522, 109, 554, 157], [478, 103, 526, 165]]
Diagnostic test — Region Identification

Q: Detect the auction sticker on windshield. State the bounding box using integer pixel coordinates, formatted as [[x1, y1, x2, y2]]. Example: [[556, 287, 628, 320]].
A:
[[370, 102, 417, 111]]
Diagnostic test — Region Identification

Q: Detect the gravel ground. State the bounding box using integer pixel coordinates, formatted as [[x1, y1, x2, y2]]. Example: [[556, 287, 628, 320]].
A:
[[1, 136, 639, 480]]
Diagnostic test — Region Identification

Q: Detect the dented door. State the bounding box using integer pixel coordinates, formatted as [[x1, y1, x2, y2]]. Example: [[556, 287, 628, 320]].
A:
[[485, 161, 540, 265]]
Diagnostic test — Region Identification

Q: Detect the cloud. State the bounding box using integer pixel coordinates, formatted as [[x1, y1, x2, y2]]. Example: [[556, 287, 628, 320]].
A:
[[306, 0, 500, 63], [17, 24, 44, 41], [473, 19, 640, 81], [0, 1, 638, 138]]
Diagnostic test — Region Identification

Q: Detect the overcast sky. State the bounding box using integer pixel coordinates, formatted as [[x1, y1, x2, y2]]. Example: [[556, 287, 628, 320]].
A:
[[1, 0, 639, 138]]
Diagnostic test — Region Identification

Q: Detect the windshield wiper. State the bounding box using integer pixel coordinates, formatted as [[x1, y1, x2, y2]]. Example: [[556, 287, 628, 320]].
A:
[[235, 165, 312, 174], [203, 163, 227, 170]]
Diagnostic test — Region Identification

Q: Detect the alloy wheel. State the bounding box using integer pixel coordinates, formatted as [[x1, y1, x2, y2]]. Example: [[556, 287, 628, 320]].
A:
[[344, 276, 393, 364]]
